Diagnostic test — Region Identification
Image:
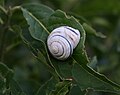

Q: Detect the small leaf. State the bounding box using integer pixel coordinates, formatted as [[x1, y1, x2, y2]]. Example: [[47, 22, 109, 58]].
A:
[[83, 23, 106, 38]]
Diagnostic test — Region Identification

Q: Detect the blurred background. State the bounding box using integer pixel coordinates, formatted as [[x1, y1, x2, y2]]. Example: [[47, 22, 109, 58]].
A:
[[1, 0, 120, 95]]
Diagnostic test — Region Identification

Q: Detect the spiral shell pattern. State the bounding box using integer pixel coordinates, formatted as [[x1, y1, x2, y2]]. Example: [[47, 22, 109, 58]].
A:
[[47, 26, 80, 60]]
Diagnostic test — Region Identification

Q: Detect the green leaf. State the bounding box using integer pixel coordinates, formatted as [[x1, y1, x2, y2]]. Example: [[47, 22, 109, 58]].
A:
[[83, 23, 106, 38], [0, 63, 26, 95], [36, 77, 71, 95], [67, 12, 90, 24], [72, 63, 120, 94], [0, 62, 13, 86], [36, 77, 58, 95], [49, 81, 71, 95], [20, 28, 56, 77], [0, 62, 13, 94], [70, 85, 86, 95], [21, 8, 49, 42], [9, 79, 26, 95], [22, 3, 54, 21], [18, 79, 40, 95]]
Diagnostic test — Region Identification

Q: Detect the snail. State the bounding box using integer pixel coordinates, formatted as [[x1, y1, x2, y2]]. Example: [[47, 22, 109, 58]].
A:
[[47, 26, 80, 60]]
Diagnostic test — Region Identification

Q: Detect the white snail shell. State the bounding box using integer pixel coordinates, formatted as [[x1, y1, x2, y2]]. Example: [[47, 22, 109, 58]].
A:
[[47, 26, 80, 60]]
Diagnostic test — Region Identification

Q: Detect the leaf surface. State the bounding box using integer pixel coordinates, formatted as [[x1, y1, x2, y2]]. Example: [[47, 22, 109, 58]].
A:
[[72, 63, 120, 94]]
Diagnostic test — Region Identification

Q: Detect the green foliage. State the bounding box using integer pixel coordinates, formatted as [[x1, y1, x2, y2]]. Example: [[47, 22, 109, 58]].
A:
[[0, 63, 26, 95], [0, 0, 120, 95], [72, 63, 120, 93]]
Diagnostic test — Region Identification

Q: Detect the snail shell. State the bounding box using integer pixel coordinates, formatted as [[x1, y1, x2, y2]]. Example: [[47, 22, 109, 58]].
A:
[[47, 26, 80, 60]]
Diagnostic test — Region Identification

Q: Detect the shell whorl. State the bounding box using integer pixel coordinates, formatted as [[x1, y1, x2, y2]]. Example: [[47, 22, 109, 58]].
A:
[[47, 26, 80, 60]]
